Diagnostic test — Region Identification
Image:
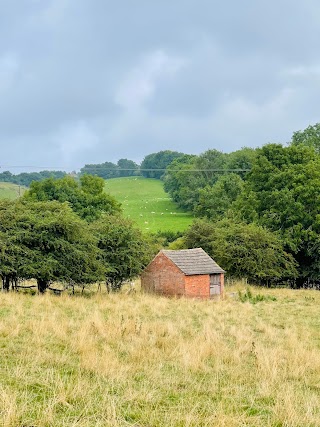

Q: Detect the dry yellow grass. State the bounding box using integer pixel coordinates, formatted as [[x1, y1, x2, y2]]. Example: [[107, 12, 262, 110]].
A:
[[0, 285, 319, 426]]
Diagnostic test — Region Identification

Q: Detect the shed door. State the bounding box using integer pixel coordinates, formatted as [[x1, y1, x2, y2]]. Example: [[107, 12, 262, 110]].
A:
[[210, 274, 221, 296]]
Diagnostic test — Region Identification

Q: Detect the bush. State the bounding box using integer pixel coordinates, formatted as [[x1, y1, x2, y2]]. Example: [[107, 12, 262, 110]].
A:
[[238, 288, 277, 304]]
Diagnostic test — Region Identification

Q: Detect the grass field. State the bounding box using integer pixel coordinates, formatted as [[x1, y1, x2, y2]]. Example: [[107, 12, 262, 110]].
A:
[[0, 285, 319, 426], [0, 182, 25, 200], [105, 177, 193, 233]]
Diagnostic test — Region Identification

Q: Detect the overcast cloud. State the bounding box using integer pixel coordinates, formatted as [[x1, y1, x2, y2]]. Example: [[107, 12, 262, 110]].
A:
[[0, 0, 319, 171]]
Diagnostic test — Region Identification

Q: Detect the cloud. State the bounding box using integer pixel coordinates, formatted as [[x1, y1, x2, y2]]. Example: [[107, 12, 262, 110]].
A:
[[53, 121, 99, 166], [115, 50, 185, 110], [0, 52, 20, 93], [0, 1, 320, 170]]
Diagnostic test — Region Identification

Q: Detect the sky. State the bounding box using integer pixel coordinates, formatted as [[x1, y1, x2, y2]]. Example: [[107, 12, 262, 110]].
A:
[[0, 0, 320, 172]]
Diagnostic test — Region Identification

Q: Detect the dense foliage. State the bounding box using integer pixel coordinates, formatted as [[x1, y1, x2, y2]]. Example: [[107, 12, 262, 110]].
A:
[[140, 150, 185, 179], [90, 216, 155, 291], [0, 170, 66, 187], [233, 143, 320, 284], [164, 148, 255, 211], [2, 123, 320, 290], [0, 200, 104, 292], [0, 175, 154, 292], [23, 175, 121, 222], [166, 123, 320, 286], [291, 123, 320, 153], [80, 158, 139, 179], [182, 219, 297, 285]]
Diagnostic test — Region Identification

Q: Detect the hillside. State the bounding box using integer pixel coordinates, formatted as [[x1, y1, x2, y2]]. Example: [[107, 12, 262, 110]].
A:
[[0, 177, 192, 233], [0, 286, 319, 426], [105, 176, 193, 233], [0, 182, 26, 200]]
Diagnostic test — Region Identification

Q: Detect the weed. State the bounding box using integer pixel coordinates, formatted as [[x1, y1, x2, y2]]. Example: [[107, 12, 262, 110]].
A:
[[238, 287, 277, 304]]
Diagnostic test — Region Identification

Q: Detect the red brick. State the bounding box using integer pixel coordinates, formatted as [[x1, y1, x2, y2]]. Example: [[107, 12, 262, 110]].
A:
[[141, 252, 224, 299]]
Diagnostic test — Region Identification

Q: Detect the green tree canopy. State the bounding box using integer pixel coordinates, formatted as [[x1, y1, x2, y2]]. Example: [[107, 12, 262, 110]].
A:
[[117, 158, 139, 177], [183, 218, 298, 284], [90, 216, 154, 291], [0, 170, 66, 187], [140, 150, 185, 179], [232, 143, 320, 283], [0, 200, 104, 292], [80, 161, 120, 179], [291, 123, 320, 153], [23, 175, 121, 222], [225, 147, 257, 171], [195, 173, 244, 220], [163, 154, 198, 209], [164, 150, 229, 211], [80, 159, 139, 179]]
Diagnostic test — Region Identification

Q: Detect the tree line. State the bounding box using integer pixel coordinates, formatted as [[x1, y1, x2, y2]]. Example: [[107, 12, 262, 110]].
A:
[[0, 170, 66, 187], [2, 123, 320, 288], [0, 151, 186, 186], [165, 123, 320, 287], [0, 175, 155, 293]]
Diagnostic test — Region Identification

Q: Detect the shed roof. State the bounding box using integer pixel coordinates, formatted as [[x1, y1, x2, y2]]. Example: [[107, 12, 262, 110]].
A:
[[161, 248, 224, 275]]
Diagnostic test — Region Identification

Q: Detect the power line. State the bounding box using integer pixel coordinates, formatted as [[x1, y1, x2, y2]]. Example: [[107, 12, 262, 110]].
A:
[[142, 169, 250, 172], [0, 166, 250, 172], [0, 165, 68, 170]]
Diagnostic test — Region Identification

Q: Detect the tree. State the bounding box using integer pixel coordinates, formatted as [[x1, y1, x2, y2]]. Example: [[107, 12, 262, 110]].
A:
[[0, 200, 36, 290], [232, 143, 320, 284], [164, 150, 228, 211], [23, 175, 121, 222], [117, 159, 139, 177], [80, 161, 120, 179], [0, 170, 66, 187], [140, 150, 185, 179], [183, 218, 298, 284], [225, 147, 257, 177], [90, 216, 154, 291], [195, 174, 244, 220], [291, 123, 320, 153], [0, 200, 105, 292], [0, 228, 31, 291], [163, 154, 197, 209], [0, 171, 14, 183]]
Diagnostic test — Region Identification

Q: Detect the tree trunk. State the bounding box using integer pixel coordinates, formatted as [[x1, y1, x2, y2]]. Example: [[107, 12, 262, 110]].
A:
[[3, 276, 10, 292], [12, 277, 18, 291], [37, 279, 49, 293]]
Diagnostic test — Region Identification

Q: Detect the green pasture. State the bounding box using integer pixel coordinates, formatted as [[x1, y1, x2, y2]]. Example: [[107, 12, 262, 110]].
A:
[[105, 177, 193, 233], [0, 182, 25, 200]]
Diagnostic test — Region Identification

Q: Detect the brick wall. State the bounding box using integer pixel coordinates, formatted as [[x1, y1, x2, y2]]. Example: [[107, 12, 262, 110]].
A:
[[141, 252, 225, 299], [184, 274, 210, 299], [141, 252, 185, 296]]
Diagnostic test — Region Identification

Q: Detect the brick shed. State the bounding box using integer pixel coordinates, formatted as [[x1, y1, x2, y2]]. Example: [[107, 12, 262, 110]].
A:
[[141, 248, 225, 298]]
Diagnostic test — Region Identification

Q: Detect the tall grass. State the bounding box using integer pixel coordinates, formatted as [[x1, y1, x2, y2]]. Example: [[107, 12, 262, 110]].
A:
[[0, 286, 319, 426]]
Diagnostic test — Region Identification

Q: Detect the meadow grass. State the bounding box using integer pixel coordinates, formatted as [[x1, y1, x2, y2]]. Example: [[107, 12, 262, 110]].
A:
[[0, 182, 25, 200], [0, 285, 319, 426], [104, 177, 193, 233]]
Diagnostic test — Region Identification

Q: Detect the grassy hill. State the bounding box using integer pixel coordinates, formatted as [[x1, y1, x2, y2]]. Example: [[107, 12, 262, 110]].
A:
[[0, 177, 192, 233], [105, 176, 193, 233], [0, 285, 319, 426], [0, 182, 26, 200]]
